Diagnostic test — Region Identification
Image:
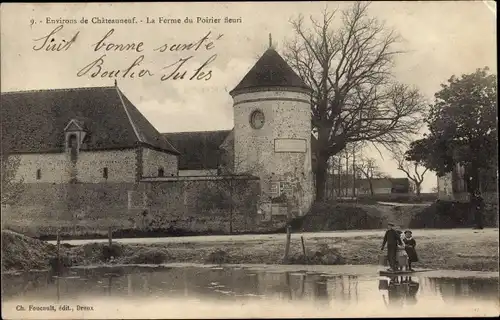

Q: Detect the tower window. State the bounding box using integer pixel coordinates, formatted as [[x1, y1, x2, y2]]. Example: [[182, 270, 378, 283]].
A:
[[36, 169, 41, 180], [250, 110, 265, 129], [158, 167, 164, 177], [103, 167, 108, 179]]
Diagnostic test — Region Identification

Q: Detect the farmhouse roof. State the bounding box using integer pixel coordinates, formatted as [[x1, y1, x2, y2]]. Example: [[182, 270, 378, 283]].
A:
[[162, 130, 232, 170], [1, 86, 179, 155], [229, 48, 311, 96]]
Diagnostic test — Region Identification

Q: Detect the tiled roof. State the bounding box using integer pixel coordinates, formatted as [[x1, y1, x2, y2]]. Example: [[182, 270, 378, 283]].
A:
[[230, 48, 311, 95], [162, 130, 232, 170], [1, 86, 179, 155]]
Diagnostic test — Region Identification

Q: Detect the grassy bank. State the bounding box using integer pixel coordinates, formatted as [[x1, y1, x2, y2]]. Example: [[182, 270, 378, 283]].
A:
[[3, 229, 497, 273]]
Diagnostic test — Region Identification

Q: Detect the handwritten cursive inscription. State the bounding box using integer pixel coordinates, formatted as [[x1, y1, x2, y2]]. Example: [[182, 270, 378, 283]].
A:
[[93, 29, 144, 52], [32, 25, 79, 51], [153, 31, 223, 53], [32, 25, 224, 81], [77, 55, 153, 79]]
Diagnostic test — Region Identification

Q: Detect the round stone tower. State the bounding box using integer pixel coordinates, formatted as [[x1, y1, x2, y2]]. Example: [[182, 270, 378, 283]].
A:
[[229, 46, 314, 218]]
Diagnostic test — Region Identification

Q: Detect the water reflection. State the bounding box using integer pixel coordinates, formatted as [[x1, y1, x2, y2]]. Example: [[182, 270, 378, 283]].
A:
[[379, 276, 420, 308], [1, 266, 498, 317]]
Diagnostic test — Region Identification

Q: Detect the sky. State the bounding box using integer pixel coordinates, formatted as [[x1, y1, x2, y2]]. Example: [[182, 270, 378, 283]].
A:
[[1, 1, 497, 192]]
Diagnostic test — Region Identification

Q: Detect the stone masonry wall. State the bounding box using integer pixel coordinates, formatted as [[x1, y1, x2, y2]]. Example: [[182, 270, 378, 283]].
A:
[[2, 176, 268, 236], [141, 147, 178, 178], [232, 89, 314, 216], [13, 149, 138, 184]]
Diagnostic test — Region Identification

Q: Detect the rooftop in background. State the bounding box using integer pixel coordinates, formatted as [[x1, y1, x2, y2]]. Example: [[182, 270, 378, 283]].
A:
[[1, 86, 179, 155], [162, 130, 232, 170]]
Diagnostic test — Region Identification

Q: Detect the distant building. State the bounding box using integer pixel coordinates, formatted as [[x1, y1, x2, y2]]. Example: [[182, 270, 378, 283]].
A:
[[437, 164, 498, 202], [326, 175, 410, 197]]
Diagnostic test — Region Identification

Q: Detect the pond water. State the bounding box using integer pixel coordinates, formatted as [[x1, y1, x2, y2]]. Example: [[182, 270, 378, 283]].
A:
[[2, 264, 499, 318]]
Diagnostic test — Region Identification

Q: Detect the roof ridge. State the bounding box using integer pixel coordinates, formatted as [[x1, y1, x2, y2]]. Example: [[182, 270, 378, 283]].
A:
[[117, 89, 181, 154], [115, 87, 143, 143], [163, 129, 233, 134], [1, 86, 116, 95]]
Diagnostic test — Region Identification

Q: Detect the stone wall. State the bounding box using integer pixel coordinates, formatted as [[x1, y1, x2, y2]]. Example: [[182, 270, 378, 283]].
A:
[[13, 149, 138, 184], [2, 176, 267, 236], [141, 147, 178, 178], [77, 149, 137, 183], [232, 89, 314, 216], [141, 176, 261, 233]]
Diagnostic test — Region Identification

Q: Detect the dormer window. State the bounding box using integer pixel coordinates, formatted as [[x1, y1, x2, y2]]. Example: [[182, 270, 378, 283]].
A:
[[64, 119, 88, 162]]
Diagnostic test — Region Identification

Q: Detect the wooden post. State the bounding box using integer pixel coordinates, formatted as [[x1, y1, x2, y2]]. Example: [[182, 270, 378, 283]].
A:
[[301, 236, 307, 263], [108, 227, 112, 247], [56, 229, 60, 260], [284, 225, 291, 263]]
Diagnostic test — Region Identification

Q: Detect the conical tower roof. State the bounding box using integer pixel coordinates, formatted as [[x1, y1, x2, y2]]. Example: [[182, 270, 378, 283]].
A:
[[229, 48, 311, 96]]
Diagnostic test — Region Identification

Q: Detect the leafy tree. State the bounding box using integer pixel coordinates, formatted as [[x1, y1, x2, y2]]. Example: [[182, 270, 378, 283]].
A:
[[285, 2, 426, 201], [406, 67, 497, 198]]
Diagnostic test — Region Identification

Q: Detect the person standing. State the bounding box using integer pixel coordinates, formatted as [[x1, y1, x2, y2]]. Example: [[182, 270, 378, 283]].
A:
[[381, 223, 403, 272], [403, 230, 419, 271], [471, 192, 485, 229]]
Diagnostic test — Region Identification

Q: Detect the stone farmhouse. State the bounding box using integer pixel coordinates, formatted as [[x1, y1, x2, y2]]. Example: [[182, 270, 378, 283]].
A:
[[1, 47, 316, 234]]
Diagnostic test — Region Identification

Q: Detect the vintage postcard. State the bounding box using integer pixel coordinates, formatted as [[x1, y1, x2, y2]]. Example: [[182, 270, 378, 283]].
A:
[[1, 1, 498, 319]]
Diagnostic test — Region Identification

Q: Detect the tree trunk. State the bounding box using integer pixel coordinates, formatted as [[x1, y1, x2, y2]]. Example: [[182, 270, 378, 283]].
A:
[[345, 153, 349, 197], [369, 180, 374, 196], [415, 183, 422, 196], [315, 155, 328, 202], [352, 151, 356, 197], [466, 164, 483, 229], [229, 180, 233, 234]]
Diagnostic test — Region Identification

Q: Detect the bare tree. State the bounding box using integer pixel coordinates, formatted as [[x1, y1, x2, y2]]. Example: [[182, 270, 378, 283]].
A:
[[393, 150, 428, 196], [355, 157, 384, 196], [284, 2, 426, 201]]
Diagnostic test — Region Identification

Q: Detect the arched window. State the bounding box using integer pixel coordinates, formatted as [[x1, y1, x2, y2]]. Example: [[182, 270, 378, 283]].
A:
[[158, 167, 164, 177], [36, 169, 41, 180]]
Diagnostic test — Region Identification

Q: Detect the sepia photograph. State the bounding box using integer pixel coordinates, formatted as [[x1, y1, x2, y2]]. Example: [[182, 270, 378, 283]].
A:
[[1, 1, 498, 318]]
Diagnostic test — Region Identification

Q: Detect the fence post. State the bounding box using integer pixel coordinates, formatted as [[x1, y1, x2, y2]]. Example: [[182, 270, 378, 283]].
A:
[[108, 227, 112, 247], [284, 225, 291, 263], [56, 229, 61, 260], [301, 236, 307, 263]]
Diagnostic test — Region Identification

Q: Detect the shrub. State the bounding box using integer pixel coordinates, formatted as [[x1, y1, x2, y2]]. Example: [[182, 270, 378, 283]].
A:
[[288, 244, 345, 265], [298, 202, 385, 231], [205, 249, 230, 264], [101, 244, 124, 261], [409, 200, 498, 228], [122, 247, 171, 264]]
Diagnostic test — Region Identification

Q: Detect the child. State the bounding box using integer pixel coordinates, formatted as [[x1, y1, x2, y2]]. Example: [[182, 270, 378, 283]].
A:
[[403, 230, 418, 271], [396, 231, 409, 271]]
